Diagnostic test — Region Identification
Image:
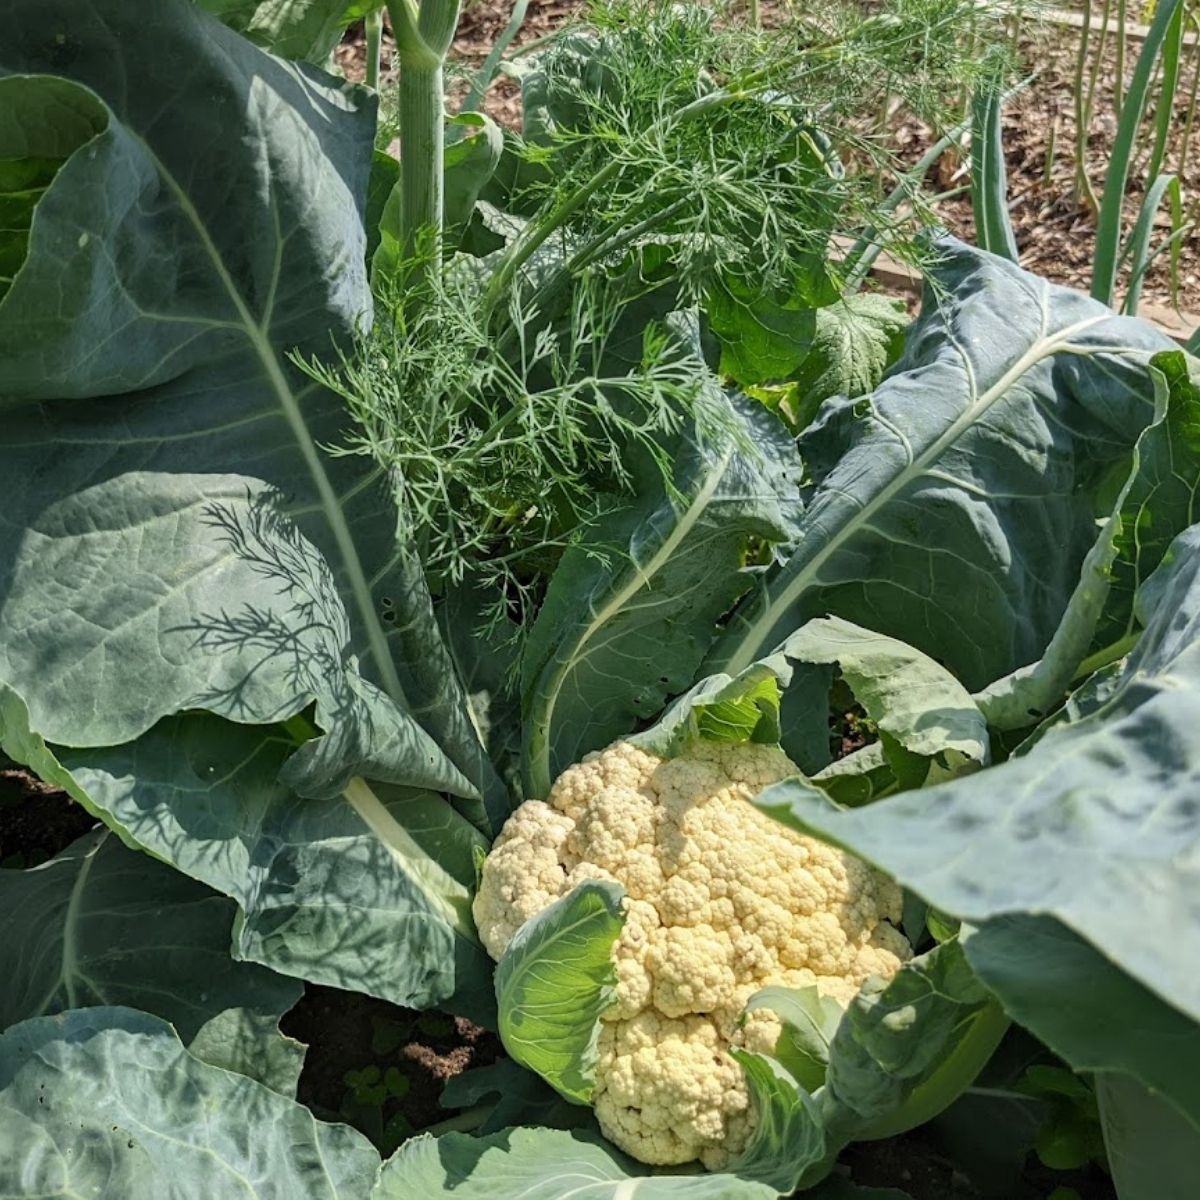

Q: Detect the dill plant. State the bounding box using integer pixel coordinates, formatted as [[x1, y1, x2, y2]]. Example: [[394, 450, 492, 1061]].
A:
[[311, 0, 1011, 634]]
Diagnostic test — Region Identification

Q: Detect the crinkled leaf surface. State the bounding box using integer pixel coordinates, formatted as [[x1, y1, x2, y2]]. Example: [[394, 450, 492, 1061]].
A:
[[707, 239, 1173, 690], [0, 827, 303, 1091], [521, 396, 802, 797], [374, 1126, 778, 1199], [791, 293, 908, 411], [759, 524, 1200, 1097], [0, 1008, 379, 1198], [494, 881, 624, 1104]]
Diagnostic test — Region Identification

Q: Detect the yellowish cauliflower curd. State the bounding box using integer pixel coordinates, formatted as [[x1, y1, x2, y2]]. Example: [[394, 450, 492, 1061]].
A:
[[473, 738, 912, 1170]]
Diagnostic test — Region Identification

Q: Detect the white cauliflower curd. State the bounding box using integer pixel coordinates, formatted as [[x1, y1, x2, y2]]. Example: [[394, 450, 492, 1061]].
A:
[[473, 738, 912, 1170]]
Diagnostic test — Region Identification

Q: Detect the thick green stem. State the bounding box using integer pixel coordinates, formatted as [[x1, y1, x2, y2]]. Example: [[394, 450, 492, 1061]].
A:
[[398, 59, 445, 255], [386, 0, 463, 272], [365, 8, 383, 91]]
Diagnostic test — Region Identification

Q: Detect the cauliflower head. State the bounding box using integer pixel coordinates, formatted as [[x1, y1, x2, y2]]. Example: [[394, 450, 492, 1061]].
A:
[[473, 738, 912, 1170]]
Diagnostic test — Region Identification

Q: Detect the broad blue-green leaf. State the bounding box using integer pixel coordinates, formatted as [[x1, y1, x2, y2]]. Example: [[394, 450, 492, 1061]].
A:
[[1097, 1074, 1200, 1200], [521, 396, 802, 797], [0, 827, 303, 1093], [188, 1007, 306, 1097], [494, 880, 625, 1103], [195, 0, 370, 62], [0, 1008, 379, 1197], [0, 693, 496, 1022], [815, 940, 1007, 1147], [963, 916, 1200, 1131], [374, 1126, 778, 1198], [0, 0, 484, 803], [0, 0, 499, 1007], [707, 239, 1174, 690], [979, 347, 1200, 729], [759, 525, 1200, 1121], [0, 77, 95, 299], [762, 617, 989, 794]]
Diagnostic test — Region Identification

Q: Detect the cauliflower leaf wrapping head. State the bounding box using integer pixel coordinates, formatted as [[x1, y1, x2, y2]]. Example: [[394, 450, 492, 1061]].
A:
[[474, 738, 912, 1170]]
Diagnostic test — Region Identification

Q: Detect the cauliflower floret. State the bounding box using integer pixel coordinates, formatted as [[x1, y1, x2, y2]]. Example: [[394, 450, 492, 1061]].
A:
[[594, 1011, 752, 1171], [472, 738, 912, 1168]]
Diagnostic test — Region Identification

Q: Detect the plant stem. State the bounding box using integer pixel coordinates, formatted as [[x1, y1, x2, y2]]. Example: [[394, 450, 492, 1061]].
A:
[[463, 0, 530, 113], [1114, 0, 1128, 121], [1073, 0, 1098, 209], [1080, 0, 1113, 212], [398, 58, 445, 253], [1074, 631, 1139, 681], [366, 7, 383, 91], [420, 1103, 494, 1137], [386, 0, 463, 271]]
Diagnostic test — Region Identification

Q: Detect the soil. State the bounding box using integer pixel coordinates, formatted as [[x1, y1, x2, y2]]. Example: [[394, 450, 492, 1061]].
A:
[[0, 758, 97, 868], [280, 984, 501, 1153], [337, 0, 1199, 314], [843, 1131, 1117, 1200]]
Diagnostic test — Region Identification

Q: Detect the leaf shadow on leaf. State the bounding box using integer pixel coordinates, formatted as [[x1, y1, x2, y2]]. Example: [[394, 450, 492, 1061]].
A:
[[171, 488, 354, 727]]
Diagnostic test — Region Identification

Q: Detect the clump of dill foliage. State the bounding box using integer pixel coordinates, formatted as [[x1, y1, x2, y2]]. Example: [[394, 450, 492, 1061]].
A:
[[304, 0, 1010, 638]]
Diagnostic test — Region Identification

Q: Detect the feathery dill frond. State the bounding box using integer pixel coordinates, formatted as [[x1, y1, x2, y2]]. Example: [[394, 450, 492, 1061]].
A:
[[296, 252, 718, 633]]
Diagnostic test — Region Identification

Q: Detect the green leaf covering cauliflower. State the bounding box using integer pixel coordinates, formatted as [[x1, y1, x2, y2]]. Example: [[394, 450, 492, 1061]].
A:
[[473, 737, 912, 1170]]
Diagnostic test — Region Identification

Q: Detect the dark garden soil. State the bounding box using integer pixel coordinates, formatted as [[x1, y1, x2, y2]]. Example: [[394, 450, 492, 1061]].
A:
[[337, 0, 1199, 316], [0, 758, 97, 868], [280, 984, 502, 1153], [843, 1131, 1117, 1200]]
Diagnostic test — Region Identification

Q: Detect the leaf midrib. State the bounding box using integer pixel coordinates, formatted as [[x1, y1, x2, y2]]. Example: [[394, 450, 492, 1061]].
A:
[[722, 308, 1122, 674], [526, 443, 736, 795], [139, 139, 405, 709]]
